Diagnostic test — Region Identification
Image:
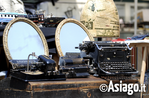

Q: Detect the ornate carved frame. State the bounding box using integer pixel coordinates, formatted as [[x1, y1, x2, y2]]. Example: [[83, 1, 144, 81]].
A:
[[3, 17, 49, 60], [55, 18, 94, 57]]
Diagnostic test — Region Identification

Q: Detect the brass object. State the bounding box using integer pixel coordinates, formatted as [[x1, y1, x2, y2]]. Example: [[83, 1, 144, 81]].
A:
[[55, 18, 94, 57], [21, 70, 43, 75], [80, 0, 120, 37], [3, 17, 49, 61]]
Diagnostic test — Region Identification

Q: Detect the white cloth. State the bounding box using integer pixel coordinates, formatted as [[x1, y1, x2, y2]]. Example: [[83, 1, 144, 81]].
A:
[[0, 0, 26, 14]]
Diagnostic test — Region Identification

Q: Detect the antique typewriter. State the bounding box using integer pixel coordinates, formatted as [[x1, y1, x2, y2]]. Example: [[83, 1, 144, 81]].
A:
[[59, 53, 90, 78], [79, 41, 138, 80], [10, 52, 66, 82]]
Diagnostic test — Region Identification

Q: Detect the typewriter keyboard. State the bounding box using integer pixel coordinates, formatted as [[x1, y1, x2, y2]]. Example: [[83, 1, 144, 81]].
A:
[[100, 62, 133, 71]]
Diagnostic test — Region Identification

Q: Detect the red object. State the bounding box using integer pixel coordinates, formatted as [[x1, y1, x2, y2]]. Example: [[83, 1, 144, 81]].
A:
[[112, 38, 125, 42]]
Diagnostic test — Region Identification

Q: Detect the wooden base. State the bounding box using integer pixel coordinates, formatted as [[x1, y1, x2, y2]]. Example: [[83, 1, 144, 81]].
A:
[[0, 76, 140, 98]]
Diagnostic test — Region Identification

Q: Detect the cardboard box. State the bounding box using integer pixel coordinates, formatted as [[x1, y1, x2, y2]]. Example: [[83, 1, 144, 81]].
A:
[[137, 9, 149, 23]]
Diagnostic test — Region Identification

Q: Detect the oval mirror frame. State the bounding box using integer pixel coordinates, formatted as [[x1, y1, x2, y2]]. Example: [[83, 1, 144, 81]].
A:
[[55, 18, 94, 57], [3, 17, 49, 60]]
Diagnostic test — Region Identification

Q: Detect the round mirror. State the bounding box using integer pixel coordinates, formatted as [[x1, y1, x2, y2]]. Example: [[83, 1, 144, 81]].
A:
[[3, 17, 49, 60], [55, 18, 94, 57]]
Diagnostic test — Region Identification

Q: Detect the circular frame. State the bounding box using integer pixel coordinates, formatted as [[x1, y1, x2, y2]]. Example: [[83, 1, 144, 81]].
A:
[[3, 17, 49, 60], [55, 18, 94, 57]]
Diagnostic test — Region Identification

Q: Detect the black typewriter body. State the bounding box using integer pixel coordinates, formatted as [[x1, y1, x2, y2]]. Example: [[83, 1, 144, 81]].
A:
[[79, 41, 138, 79], [59, 53, 90, 78], [10, 55, 66, 82]]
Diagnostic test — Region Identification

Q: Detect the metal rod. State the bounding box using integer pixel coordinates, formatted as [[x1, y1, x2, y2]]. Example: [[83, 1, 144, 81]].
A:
[[134, 0, 138, 35], [27, 52, 38, 72], [27, 54, 32, 72]]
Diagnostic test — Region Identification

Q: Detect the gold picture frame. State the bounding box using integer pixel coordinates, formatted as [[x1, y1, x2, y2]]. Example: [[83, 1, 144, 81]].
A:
[[3, 17, 49, 60], [55, 18, 94, 57]]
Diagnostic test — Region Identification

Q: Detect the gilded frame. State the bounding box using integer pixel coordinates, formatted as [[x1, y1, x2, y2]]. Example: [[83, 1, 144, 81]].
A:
[[55, 18, 94, 57], [3, 17, 49, 60]]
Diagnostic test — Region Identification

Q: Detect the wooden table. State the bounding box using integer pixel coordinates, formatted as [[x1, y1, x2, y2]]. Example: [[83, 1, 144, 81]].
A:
[[123, 40, 149, 98], [123, 40, 149, 84], [0, 40, 148, 98], [0, 76, 139, 98]]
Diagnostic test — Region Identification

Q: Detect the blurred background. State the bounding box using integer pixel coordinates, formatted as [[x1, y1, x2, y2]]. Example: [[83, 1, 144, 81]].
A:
[[19, 0, 149, 39]]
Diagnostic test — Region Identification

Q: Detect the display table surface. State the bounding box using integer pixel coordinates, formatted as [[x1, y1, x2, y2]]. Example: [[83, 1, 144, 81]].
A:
[[0, 76, 140, 98], [0, 40, 148, 98]]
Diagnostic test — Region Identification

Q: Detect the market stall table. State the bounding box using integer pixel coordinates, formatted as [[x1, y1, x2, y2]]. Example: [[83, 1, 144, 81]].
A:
[[0, 75, 139, 98], [121, 40, 149, 98], [0, 25, 148, 98], [123, 40, 149, 84]]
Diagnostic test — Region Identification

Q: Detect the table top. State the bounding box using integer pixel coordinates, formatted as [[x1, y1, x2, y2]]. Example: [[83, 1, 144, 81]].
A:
[[29, 75, 137, 85], [0, 76, 140, 98], [26, 75, 138, 91]]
